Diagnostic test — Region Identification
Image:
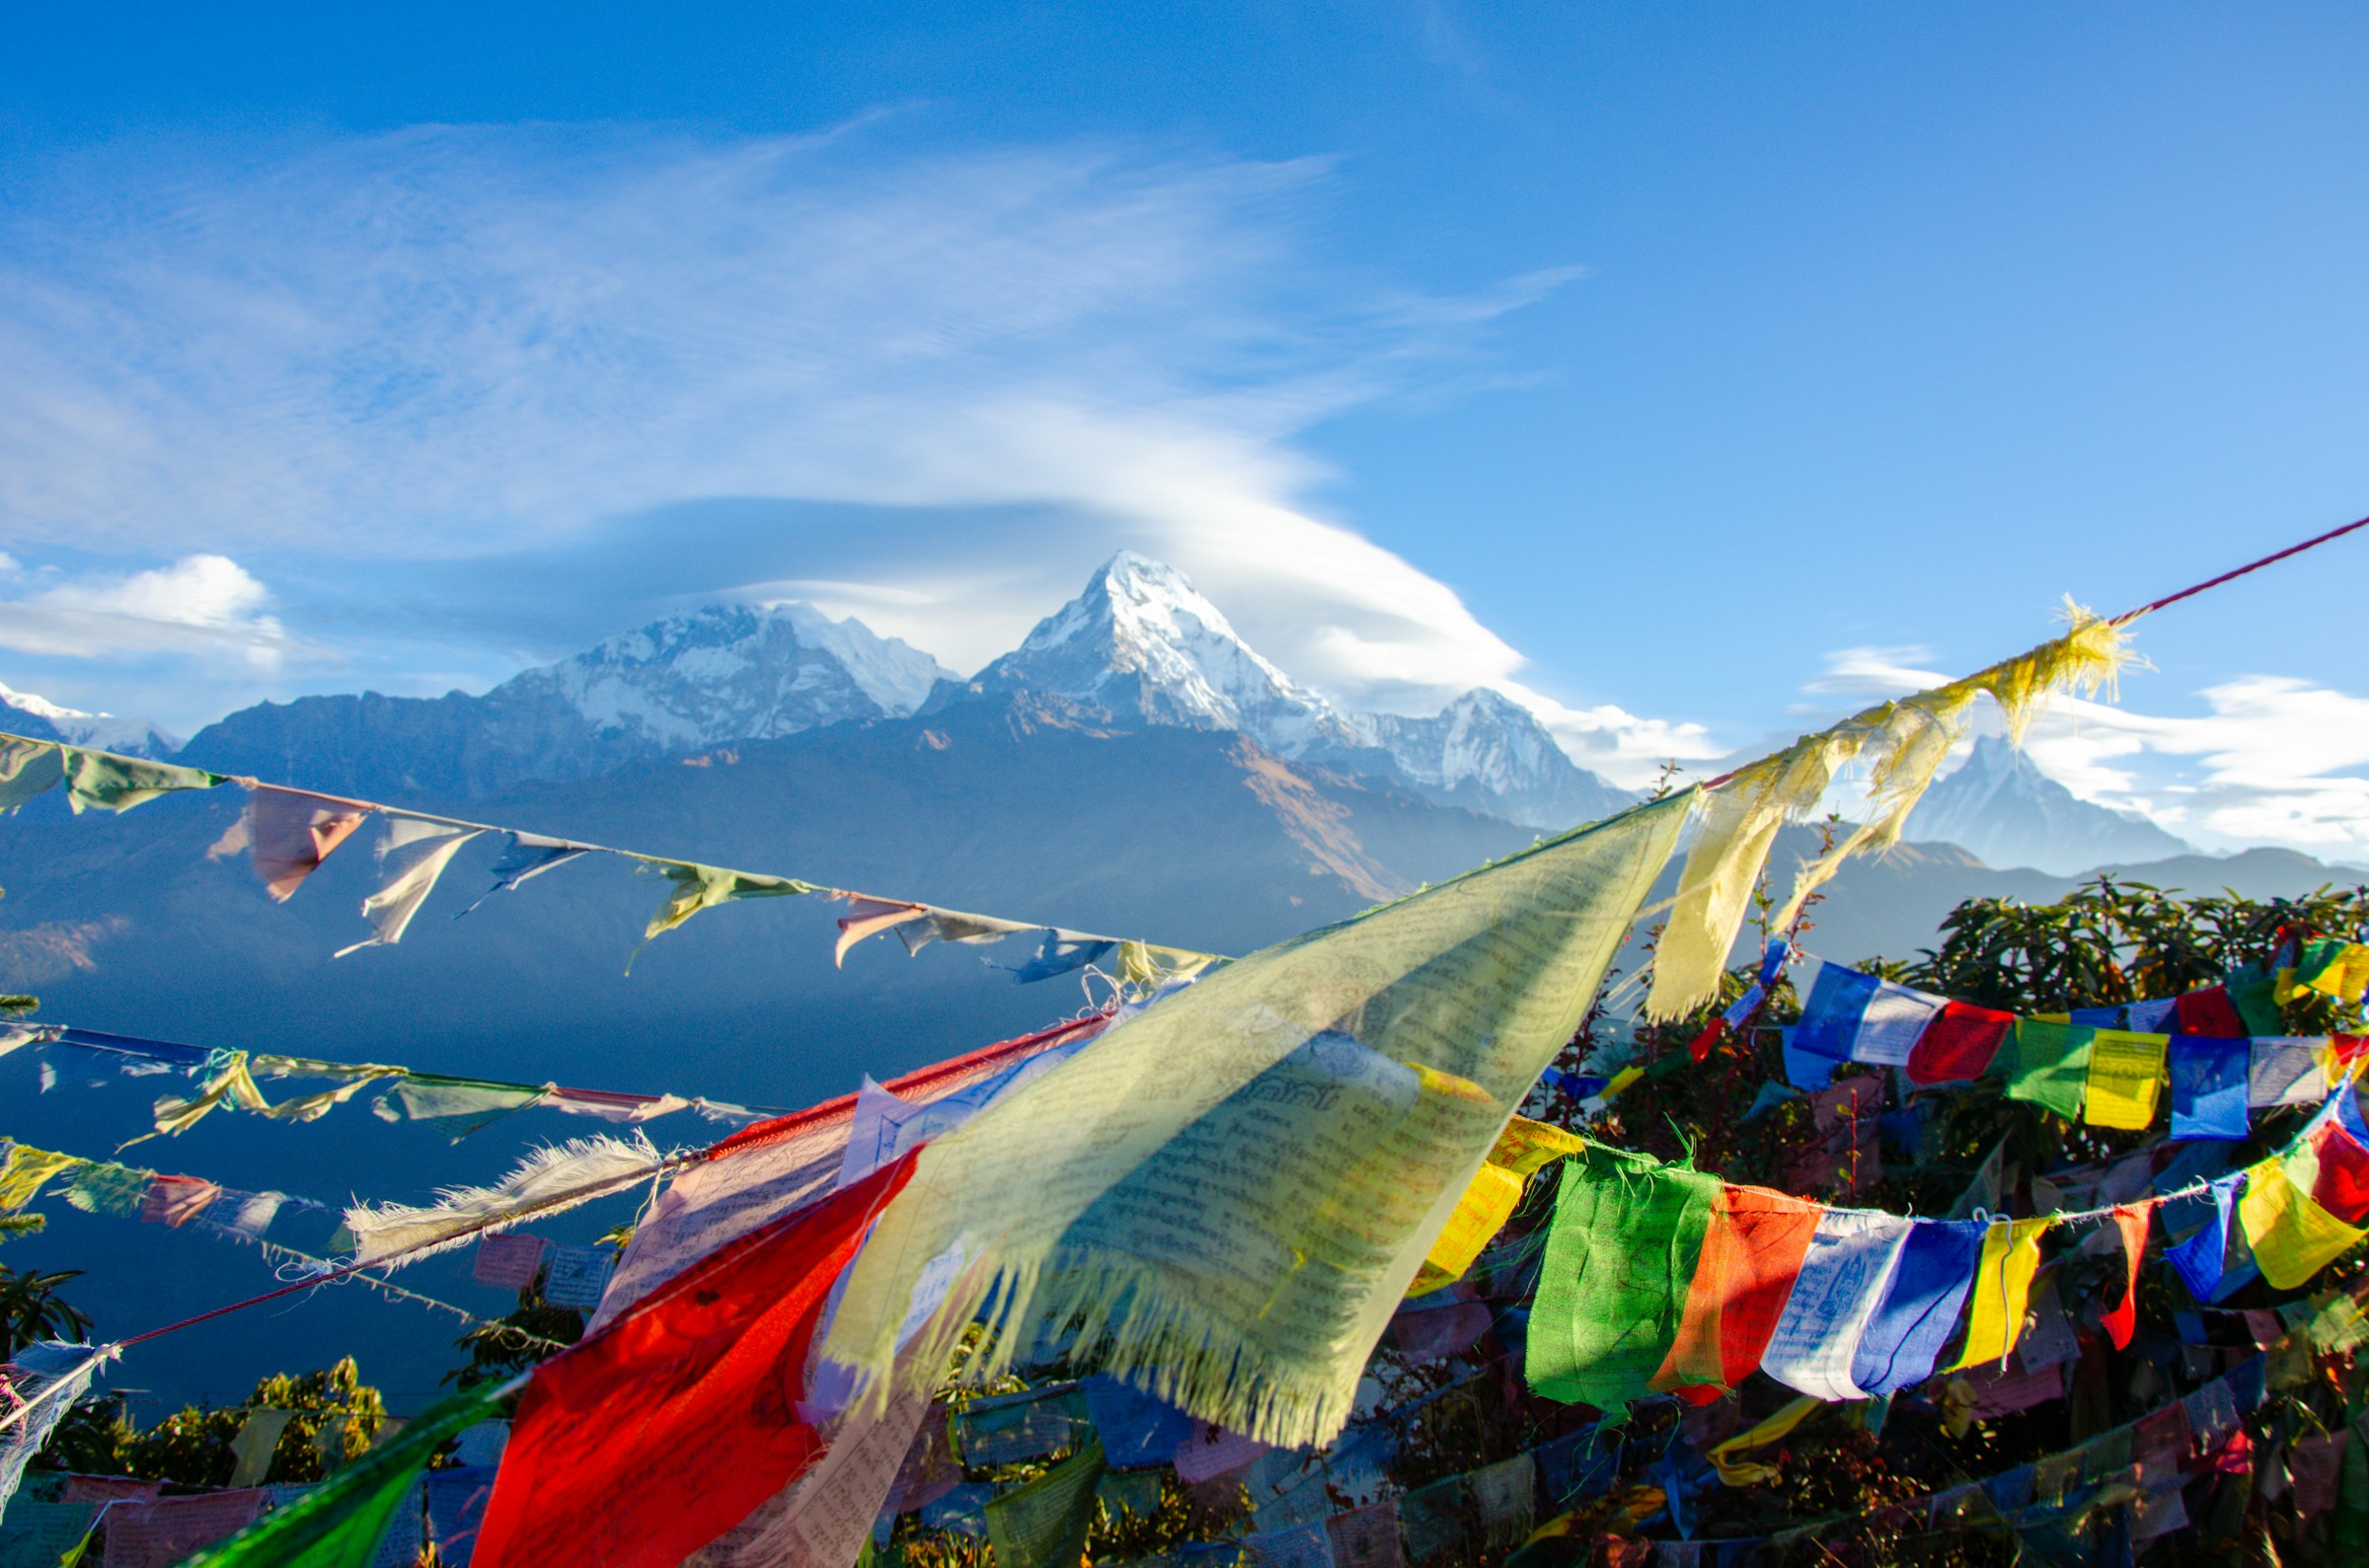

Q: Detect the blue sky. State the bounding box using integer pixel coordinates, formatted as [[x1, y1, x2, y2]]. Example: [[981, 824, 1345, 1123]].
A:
[[2, 3, 2366, 854]]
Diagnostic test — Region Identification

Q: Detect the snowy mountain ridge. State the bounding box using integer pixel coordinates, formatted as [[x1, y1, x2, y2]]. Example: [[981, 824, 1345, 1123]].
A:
[[1904, 734, 2193, 874], [0, 680, 177, 757]]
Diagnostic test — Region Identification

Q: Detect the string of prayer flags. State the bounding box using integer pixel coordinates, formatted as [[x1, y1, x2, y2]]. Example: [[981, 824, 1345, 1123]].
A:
[[471, 1232, 547, 1291], [819, 791, 1689, 1450], [341, 1133, 670, 1269], [831, 894, 1041, 967], [179, 1381, 508, 1568], [472, 1154, 919, 1568], [1647, 604, 2133, 1020], [1783, 948, 2367, 1136], [2169, 1173, 2249, 1304]]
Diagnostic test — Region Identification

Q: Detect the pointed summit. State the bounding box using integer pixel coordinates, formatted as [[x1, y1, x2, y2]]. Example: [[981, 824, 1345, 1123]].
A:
[[970, 553, 1360, 756], [1904, 734, 2191, 874]]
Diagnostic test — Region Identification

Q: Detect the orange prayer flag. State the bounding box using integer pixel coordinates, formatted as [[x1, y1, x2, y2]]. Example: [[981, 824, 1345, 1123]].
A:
[[1651, 1184, 1822, 1395]]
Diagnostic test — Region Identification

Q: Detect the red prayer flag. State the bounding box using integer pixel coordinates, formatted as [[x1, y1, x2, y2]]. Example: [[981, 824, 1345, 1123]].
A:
[[1651, 1184, 1821, 1393], [2309, 1120, 2369, 1224], [1905, 1001, 2013, 1084], [2102, 1202, 2152, 1350], [2176, 986, 2248, 1038], [138, 1174, 220, 1228], [243, 785, 371, 902], [473, 1152, 920, 1568]]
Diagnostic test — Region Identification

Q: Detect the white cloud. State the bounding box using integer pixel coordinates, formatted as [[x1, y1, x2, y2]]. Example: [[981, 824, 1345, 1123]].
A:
[[0, 556, 286, 666]]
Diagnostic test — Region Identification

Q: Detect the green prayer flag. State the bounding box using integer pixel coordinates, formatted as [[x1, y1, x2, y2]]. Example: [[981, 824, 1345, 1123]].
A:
[[1526, 1142, 1719, 1416], [0, 739, 64, 814], [371, 1076, 547, 1141], [641, 860, 814, 940], [985, 1439, 1105, 1568], [61, 1160, 149, 1220], [178, 1381, 504, 1568], [2225, 959, 2284, 1037], [60, 750, 221, 814], [2005, 1020, 2094, 1120]]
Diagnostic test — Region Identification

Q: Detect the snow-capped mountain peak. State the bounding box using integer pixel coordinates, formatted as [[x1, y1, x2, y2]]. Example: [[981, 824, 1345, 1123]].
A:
[[1903, 734, 2192, 874], [0, 680, 179, 757], [498, 602, 953, 752], [971, 552, 1361, 756], [1350, 688, 1636, 829]]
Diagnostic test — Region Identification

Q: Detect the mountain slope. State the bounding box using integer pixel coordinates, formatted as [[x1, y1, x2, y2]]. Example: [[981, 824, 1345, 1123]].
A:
[[1904, 735, 2192, 874]]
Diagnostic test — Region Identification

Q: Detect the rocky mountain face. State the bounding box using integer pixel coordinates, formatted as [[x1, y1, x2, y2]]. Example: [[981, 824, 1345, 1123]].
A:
[[1345, 688, 1636, 828], [1903, 734, 2192, 874]]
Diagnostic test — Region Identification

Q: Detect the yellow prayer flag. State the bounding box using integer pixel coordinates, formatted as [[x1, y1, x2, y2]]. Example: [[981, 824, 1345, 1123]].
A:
[[1949, 1217, 2049, 1370], [1409, 1161, 1525, 1296], [2239, 1156, 2367, 1291], [1489, 1116, 1586, 1177], [2083, 1030, 2169, 1130], [2303, 942, 2369, 1006], [1707, 1396, 1820, 1486], [0, 1146, 79, 1212]]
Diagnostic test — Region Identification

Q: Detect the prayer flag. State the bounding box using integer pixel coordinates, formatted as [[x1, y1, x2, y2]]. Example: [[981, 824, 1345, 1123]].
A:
[[0, 1344, 115, 1521], [1530, 1142, 1720, 1413], [239, 786, 373, 902], [459, 833, 591, 915], [226, 1410, 294, 1488], [0, 740, 63, 813], [1905, 1001, 2014, 1085], [1759, 1210, 1913, 1401], [178, 1383, 500, 1568], [951, 1385, 1089, 1467], [472, 1154, 918, 1568], [2169, 1037, 2250, 1141], [833, 898, 930, 967], [138, 1174, 219, 1228], [2296, 939, 2369, 1005], [1008, 930, 1114, 984], [2005, 1021, 2093, 1120], [639, 860, 812, 940], [2101, 1203, 2152, 1351], [596, 1015, 1107, 1329], [335, 819, 481, 957], [471, 1233, 547, 1291], [986, 1441, 1106, 1568], [823, 794, 1689, 1448], [1327, 1501, 1403, 1568], [2168, 1174, 2248, 1304], [1649, 1183, 1820, 1395], [1082, 1376, 1195, 1471], [1949, 1218, 2048, 1370], [98, 1491, 267, 1567], [2176, 987, 2247, 1038], [60, 750, 219, 814], [1410, 1161, 1524, 1296], [342, 1135, 663, 1269], [2238, 1156, 2365, 1290], [2082, 1030, 2167, 1130], [1849, 1218, 1986, 1396], [2306, 1119, 2369, 1224], [2250, 1038, 2328, 1108]]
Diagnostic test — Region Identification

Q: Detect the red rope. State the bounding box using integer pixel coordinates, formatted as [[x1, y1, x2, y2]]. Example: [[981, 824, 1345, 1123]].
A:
[[116, 1257, 388, 1349], [1692, 511, 2369, 793]]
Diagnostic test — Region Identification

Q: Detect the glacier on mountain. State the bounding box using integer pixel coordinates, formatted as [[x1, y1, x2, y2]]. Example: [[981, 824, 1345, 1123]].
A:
[[0, 680, 177, 757]]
